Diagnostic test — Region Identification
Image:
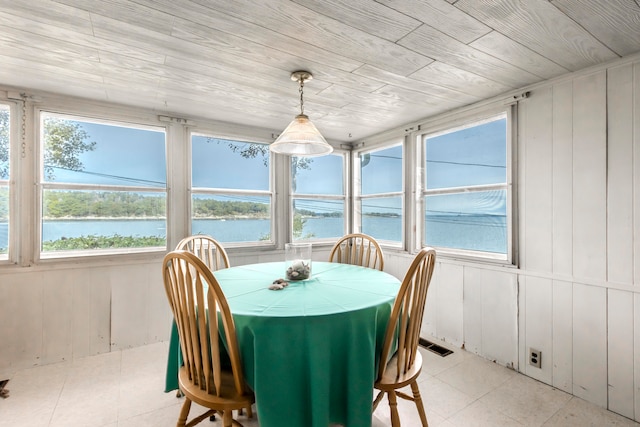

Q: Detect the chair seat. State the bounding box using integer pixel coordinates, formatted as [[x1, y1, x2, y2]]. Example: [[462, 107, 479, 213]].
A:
[[375, 351, 423, 391], [178, 365, 254, 411]]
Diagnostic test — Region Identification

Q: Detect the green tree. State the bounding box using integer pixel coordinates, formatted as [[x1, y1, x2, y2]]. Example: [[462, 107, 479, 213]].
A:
[[43, 117, 96, 180], [1, 113, 97, 180]]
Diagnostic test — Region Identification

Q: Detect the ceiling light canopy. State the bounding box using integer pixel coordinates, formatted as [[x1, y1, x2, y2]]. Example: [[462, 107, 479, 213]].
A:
[[270, 71, 333, 157]]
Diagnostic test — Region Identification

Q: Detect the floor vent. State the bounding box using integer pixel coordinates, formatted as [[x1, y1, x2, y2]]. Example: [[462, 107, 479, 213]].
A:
[[419, 338, 453, 357]]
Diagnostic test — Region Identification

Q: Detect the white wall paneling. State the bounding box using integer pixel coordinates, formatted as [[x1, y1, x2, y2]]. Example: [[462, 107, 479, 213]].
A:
[[522, 276, 552, 384], [41, 269, 76, 365], [463, 266, 518, 368], [462, 265, 483, 356], [84, 267, 112, 357], [607, 289, 635, 419], [607, 64, 634, 285], [517, 272, 526, 374], [0, 260, 171, 379], [551, 280, 573, 394], [514, 59, 640, 419], [422, 258, 438, 338], [521, 86, 554, 273], [572, 283, 607, 407], [551, 81, 574, 277], [110, 261, 170, 350], [423, 261, 464, 348], [0, 271, 44, 377], [572, 71, 608, 282], [434, 262, 464, 348]]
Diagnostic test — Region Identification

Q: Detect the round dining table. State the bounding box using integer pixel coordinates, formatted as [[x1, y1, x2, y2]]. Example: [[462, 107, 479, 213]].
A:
[[165, 261, 400, 427]]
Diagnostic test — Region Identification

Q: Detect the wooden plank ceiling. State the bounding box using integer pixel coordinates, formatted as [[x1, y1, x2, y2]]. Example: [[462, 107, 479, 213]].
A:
[[0, 0, 639, 143]]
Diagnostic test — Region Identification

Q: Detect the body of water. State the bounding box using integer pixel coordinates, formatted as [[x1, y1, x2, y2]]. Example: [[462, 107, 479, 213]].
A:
[[0, 215, 506, 254]]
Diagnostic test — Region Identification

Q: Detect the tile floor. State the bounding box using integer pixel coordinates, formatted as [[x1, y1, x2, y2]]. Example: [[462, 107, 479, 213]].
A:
[[1, 339, 638, 427]]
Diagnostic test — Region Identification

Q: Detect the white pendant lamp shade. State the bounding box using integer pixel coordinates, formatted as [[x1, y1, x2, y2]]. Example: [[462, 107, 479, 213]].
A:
[[270, 114, 333, 157], [270, 71, 333, 157]]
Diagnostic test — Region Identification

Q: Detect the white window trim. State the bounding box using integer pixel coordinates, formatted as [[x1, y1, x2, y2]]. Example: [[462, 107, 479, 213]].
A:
[[289, 149, 349, 245], [0, 101, 18, 264], [188, 132, 275, 249], [353, 140, 405, 248], [37, 110, 169, 260], [416, 106, 516, 265]]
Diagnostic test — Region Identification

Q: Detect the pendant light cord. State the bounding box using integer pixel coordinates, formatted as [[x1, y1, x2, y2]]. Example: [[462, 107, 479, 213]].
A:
[[299, 77, 305, 115]]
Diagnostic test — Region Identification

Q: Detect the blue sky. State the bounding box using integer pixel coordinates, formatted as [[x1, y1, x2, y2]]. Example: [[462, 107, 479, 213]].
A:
[[426, 118, 506, 189], [46, 120, 166, 187]]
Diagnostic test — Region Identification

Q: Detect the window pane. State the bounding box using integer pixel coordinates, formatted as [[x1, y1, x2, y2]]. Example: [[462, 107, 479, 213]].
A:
[[290, 153, 345, 242], [42, 190, 166, 252], [425, 117, 506, 190], [192, 137, 269, 190], [361, 145, 402, 195], [424, 190, 507, 253], [192, 194, 271, 242], [292, 155, 343, 195], [0, 105, 9, 256], [361, 196, 402, 242], [42, 116, 166, 187], [0, 187, 7, 255], [293, 199, 344, 240]]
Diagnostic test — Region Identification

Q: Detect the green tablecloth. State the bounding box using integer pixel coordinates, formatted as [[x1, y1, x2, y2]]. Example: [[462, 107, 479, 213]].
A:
[[165, 261, 399, 427]]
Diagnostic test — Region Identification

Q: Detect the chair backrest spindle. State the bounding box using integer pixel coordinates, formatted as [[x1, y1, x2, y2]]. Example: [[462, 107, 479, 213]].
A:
[[329, 233, 385, 271], [176, 235, 230, 272], [378, 247, 436, 381]]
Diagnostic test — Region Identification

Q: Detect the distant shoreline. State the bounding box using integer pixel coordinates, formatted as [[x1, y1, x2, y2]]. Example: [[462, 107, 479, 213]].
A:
[[41, 216, 269, 221]]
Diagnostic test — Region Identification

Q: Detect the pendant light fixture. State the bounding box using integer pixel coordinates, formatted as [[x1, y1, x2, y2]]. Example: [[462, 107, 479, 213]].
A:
[[270, 70, 333, 157]]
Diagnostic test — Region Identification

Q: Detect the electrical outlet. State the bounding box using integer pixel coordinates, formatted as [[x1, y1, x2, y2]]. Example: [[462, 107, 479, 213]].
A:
[[529, 348, 542, 368]]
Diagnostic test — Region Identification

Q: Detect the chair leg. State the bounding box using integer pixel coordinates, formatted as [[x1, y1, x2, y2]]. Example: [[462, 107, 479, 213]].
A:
[[388, 390, 401, 427], [410, 381, 429, 426], [372, 389, 385, 412], [177, 397, 192, 427], [222, 409, 233, 427]]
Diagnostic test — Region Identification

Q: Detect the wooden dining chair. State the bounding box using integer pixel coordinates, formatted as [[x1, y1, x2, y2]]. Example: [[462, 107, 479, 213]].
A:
[[372, 247, 436, 427], [174, 235, 230, 403], [162, 250, 255, 427], [328, 233, 385, 271], [176, 235, 230, 272]]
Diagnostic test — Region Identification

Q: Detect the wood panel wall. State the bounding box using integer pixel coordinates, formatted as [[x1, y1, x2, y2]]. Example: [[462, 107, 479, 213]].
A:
[[420, 58, 640, 422], [0, 260, 170, 378]]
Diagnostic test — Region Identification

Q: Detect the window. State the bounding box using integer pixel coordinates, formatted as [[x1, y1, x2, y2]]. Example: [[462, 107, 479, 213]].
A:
[[191, 135, 271, 243], [421, 113, 510, 259], [355, 143, 403, 244], [40, 113, 167, 256], [0, 104, 9, 258], [291, 153, 346, 241]]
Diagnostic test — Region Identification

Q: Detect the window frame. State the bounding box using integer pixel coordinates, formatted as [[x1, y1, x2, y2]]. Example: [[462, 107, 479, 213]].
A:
[[0, 101, 17, 264], [416, 106, 515, 264], [289, 149, 349, 244], [188, 131, 275, 248], [37, 111, 169, 260], [353, 139, 405, 249]]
